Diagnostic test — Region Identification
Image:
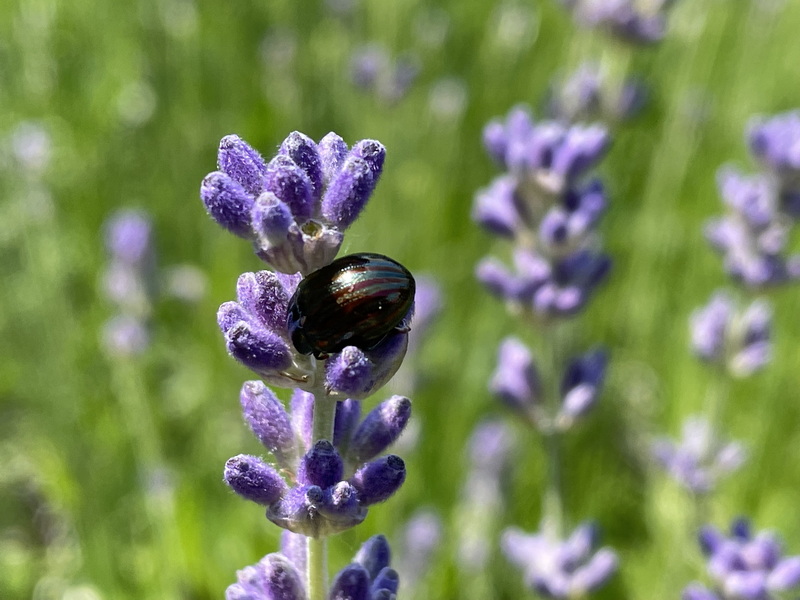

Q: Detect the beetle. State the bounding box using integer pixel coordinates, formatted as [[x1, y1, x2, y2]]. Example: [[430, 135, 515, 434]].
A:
[[286, 253, 415, 359]]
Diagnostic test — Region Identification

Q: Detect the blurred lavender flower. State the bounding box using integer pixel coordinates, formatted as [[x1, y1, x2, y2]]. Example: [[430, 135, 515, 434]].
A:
[[547, 62, 646, 123], [227, 534, 399, 600], [683, 519, 800, 600], [490, 337, 607, 431], [396, 509, 443, 590], [748, 110, 800, 192], [502, 522, 619, 598], [100, 209, 157, 356], [350, 44, 419, 105], [705, 168, 800, 288], [690, 292, 772, 377], [474, 107, 611, 321], [456, 419, 515, 570], [201, 132, 386, 275], [652, 416, 747, 495], [224, 381, 410, 538], [557, 0, 677, 44]]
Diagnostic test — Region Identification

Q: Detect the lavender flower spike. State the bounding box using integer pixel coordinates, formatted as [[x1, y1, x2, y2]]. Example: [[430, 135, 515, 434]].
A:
[[690, 293, 772, 377], [689, 518, 800, 599], [201, 132, 387, 274], [748, 110, 800, 189], [502, 522, 618, 598], [652, 416, 747, 495]]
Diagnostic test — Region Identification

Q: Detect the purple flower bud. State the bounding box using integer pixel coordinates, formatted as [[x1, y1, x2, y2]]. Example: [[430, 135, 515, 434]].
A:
[[351, 455, 406, 505], [321, 141, 386, 229], [748, 110, 800, 186], [551, 124, 610, 184], [690, 293, 732, 362], [355, 534, 392, 580], [240, 381, 296, 470], [347, 395, 411, 464], [717, 167, 777, 228], [318, 481, 366, 526], [225, 553, 305, 600], [324, 332, 409, 400], [264, 155, 315, 221], [235, 270, 292, 334], [371, 567, 399, 596], [224, 454, 287, 506], [334, 398, 362, 455], [251, 192, 294, 245], [483, 119, 509, 164], [279, 131, 323, 201], [490, 337, 542, 413], [218, 135, 268, 197], [224, 321, 293, 374], [559, 348, 607, 422], [200, 172, 256, 239], [472, 175, 522, 237], [564, 0, 668, 44], [475, 257, 518, 299], [768, 557, 800, 591], [298, 440, 344, 488], [329, 564, 371, 600], [318, 132, 349, 186], [217, 301, 250, 333]]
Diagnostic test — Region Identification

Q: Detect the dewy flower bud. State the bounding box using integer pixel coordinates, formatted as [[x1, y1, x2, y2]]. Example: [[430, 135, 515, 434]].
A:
[[350, 455, 406, 505], [224, 455, 287, 506], [225, 553, 305, 600], [348, 395, 412, 464], [240, 381, 296, 471]]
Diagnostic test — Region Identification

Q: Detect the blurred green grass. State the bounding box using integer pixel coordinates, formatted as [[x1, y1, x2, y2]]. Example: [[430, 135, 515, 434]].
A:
[[2, 0, 800, 598]]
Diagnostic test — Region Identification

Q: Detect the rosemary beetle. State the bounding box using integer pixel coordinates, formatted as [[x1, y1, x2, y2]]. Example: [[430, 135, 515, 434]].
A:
[[287, 253, 415, 358]]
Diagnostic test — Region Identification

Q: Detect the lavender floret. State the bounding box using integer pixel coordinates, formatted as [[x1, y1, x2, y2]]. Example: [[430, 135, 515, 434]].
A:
[[686, 519, 800, 599], [652, 416, 747, 495], [224, 454, 288, 506], [201, 132, 387, 274], [241, 380, 297, 471], [502, 522, 619, 598]]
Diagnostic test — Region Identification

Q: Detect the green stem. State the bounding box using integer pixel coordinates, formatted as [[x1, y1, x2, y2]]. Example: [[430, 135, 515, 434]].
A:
[[306, 390, 337, 600], [541, 322, 565, 539], [307, 536, 328, 600]]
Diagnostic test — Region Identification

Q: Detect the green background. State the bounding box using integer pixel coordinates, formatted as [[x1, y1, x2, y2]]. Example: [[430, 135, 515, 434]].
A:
[[2, 0, 800, 598]]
